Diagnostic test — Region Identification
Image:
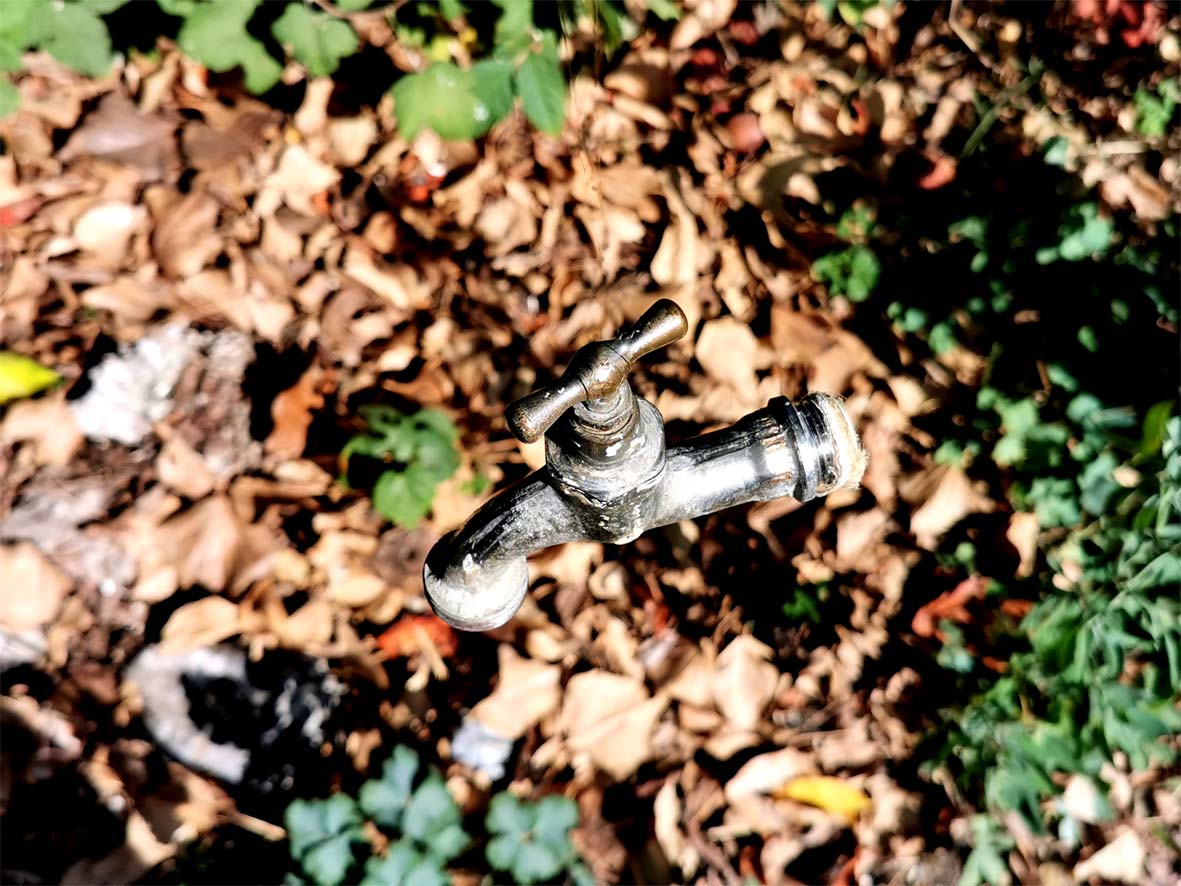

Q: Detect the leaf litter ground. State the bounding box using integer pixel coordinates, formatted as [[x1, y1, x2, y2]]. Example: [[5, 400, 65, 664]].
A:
[[1, 3, 1180, 885]]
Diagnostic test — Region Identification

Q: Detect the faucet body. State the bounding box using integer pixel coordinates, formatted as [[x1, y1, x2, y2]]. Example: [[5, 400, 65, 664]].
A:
[[424, 302, 866, 631]]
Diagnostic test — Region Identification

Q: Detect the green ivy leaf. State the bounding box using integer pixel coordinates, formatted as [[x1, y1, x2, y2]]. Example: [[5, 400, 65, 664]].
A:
[[271, 3, 357, 78], [45, 3, 112, 77], [392, 61, 506, 140], [359, 745, 419, 828], [334, 0, 373, 9], [285, 795, 365, 886], [492, 0, 534, 58], [514, 33, 565, 135], [372, 465, 433, 528], [76, 0, 130, 12], [0, 0, 50, 52], [177, 0, 282, 94], [0, 352, 61, 404], [470, 58, 515, 124], [485, 833, 520, 873]]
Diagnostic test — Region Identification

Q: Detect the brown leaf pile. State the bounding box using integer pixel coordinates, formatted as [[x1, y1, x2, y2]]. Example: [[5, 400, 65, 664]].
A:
[[2, 3, 1179, 884]]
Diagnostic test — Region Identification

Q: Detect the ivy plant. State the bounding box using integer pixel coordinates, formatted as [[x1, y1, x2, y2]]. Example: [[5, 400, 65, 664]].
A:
[[811, 205, 882, 303], [340, 405, 460, 529], [391, 1, 567, 139]]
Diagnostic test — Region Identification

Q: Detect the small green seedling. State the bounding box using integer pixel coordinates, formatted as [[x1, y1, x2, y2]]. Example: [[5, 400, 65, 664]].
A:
[[812, 205, 882, 302], [485, 793, 587, 885], [341, 405, 460, 529], [286, 744, 590, 885], [286, 745, 469, 886], [1134, 79, 1179, 138]]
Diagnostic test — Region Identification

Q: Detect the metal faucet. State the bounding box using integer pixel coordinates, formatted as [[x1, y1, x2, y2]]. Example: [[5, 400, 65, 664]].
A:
[[424, 300, 867, 631]]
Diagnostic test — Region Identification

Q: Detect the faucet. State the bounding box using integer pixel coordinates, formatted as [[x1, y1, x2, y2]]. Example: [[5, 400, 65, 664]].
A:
[[424, 300, 867, 631]]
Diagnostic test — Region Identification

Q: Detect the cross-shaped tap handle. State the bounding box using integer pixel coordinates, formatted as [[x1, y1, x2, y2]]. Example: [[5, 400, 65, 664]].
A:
[[505, 299, 689, 444]]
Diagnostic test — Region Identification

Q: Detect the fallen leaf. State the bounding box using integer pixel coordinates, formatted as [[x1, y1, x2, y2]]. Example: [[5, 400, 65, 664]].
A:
[[376, 614, 457, 659], [266, 365, 327, 459], [59, 94, 178, 181], [133, 495, 271, 600], [0, 542, 72, 631], [157, 435, 216, 500], [73, 200, 147, 260], [471, 645, 562, 740], [696, 317, 762, 402], [908, 467, 992, 549], [774, 775, 872, 825], [911, 576, 989, 639], [711, 634, 778, 731], [328, 115, 378, 167], [0, 351, 60, 404], [1006, 511, 1040, 578], [159, 596, 243, 653], [1072, 827, 1146, 885], [557, 670, 668, 780], [724, 747, 816, 834], [258, 144, 340, 217], [152, 192, 222, 279], [654, 778, 699, 876], [0, 393, 83, 466], [81, 274, 174, 324]]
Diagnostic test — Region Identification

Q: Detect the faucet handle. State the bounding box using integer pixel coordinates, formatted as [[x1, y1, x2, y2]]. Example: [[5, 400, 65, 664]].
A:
[[506, 299, 688, 443]]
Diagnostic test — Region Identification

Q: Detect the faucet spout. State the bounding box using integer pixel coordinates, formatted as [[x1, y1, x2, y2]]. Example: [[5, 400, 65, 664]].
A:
[[423, 470, 584, 631]]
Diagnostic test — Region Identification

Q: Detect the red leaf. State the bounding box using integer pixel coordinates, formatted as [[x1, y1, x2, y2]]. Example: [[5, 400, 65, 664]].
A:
[[377, 614, 457, 659], [911, 576, 989, 638]]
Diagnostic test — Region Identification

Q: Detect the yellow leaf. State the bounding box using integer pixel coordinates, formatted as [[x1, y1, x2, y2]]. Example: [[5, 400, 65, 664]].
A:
[[0, 352, 60, 404], [774, 775, 871, 824]]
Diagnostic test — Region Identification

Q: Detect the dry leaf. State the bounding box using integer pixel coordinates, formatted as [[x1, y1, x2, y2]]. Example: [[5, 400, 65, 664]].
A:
[[471, 645, 562, 740], [1072, 828, 1146, 885], [153, 192, 221, 278], [159, 596, 243, 653], [724, 747, 816, 834], [81, 274, 174, 324], [73, 200, 147, 259], [557, 670, 668, 780], [696, 317, 762, 402], [911, 576, 989, 639], [266, 365, 326, 459], [0, 393, 83, 466], [1006, 512, 1040, 578], [712, 635, 778, 731], [259, 144, 340, 217], [377, 615, 457, 659], [654, 778, 699, 876], [774, 775, 872, 825], [59, 94, 177, 180], [0, 541, 72, 631], [328, 115, 378, 167], [134, 495, 270, 599], [158, 435, 216, 500], [908, 467, 992, 549]]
